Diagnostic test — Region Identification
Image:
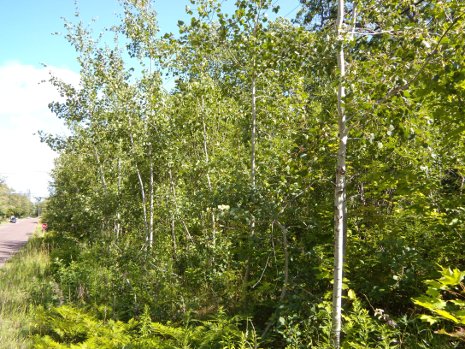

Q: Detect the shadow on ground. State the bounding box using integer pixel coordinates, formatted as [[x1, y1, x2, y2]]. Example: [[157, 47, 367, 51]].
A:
[[0, 240, 29, 264]]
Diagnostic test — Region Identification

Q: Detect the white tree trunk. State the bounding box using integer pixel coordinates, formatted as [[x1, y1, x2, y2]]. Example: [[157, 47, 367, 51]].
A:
[[92, 145, 107, 193], [149, 143, 154, 248], [127, 114, 149, 241], [201, 96, 212, 192], [251, 73, 257, 190], [116, 156, 122, 239], [168, 168, 178, 260], [199, 96, 217, 245], [332, 0, 348, 347]]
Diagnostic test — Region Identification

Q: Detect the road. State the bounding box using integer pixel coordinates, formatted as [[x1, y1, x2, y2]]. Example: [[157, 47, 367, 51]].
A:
[[0, 217, 37, 267]]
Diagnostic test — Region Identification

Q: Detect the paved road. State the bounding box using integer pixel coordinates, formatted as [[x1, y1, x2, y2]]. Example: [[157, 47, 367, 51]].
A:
[[0, 217, 37, 267]]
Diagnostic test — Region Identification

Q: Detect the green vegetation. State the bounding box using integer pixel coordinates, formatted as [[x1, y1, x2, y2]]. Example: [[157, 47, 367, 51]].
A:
[[0, 179, 35, 219], [0, 228, 50, 348], [33, 305, 260, 348], [5, 0, 463, 347], [414, 267, 465, 341]]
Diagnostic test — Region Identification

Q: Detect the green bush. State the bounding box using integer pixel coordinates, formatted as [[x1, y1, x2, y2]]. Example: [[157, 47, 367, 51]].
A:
[[275, 296, 399, 349]]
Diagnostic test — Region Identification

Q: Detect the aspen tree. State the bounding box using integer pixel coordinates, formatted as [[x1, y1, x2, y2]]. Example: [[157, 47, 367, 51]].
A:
[[332, 0, 347, 347]]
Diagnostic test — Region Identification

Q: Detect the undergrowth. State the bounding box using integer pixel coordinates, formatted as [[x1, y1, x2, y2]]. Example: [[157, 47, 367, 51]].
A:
[[0, 228, 460, 348], [32, 305, 261, 349], [0, 227, 53, 349]]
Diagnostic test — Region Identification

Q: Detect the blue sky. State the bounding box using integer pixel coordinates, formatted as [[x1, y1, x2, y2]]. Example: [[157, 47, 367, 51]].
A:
[[1, 0, 197, 71], [0, 0, 300, 199]]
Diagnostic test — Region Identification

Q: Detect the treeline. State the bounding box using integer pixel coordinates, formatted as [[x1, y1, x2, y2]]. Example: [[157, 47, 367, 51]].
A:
[[37, 0, 465, 348], [0, 179, 35, 218]]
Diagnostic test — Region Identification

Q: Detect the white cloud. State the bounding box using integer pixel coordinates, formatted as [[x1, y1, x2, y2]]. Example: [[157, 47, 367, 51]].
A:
[[0, 62, 80, 198]]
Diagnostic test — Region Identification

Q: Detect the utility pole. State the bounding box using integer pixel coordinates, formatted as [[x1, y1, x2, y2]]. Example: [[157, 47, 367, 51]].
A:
[[35, 197, 43, 217]]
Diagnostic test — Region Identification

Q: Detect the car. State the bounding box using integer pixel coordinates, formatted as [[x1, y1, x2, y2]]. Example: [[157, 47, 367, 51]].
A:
[[9, 216, 17, 223]]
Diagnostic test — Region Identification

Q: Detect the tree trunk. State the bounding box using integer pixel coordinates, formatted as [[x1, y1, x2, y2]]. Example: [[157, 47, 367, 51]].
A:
[[201, 96, 212, 192], [127, 113, 149, 241], [149, 143, 154, 248], [243, 67, 257, 298], [251, 73, 257, 190], [200, 96, 217, 244], [92, 145, 107, 193], [115, 156, 122, 239], [332, 0, 348, 347], [168, 168, 178, 260]]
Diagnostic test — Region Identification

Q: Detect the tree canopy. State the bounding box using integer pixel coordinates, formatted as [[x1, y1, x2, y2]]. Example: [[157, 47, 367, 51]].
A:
[[0, 179, 35, 218]]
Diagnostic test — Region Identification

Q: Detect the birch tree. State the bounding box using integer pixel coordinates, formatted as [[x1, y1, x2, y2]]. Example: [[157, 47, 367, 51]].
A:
[[332, 0, 347, 346]]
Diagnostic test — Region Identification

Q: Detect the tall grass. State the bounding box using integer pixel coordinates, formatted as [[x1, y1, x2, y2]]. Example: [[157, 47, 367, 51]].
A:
[[0, 227, 52, 349]]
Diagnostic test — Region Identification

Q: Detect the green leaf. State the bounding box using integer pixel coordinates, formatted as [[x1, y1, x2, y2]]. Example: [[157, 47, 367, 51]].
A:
[[440, 267, 465, 286], [419, 314, 438, 325], [347, 289, 356, 300], [433, 309, 460, 323]]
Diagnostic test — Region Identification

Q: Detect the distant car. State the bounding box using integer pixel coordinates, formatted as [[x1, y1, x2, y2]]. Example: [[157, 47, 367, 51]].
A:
[[9, 216, 17, 223]]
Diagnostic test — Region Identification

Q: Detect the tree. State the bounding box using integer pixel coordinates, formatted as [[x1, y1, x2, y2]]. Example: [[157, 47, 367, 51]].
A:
[[332, 0, 348, 346], [0, 179, 34, 218]]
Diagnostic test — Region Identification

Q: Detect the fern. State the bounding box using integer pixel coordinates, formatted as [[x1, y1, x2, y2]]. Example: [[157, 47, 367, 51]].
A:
[[32, 305, 261, 348]]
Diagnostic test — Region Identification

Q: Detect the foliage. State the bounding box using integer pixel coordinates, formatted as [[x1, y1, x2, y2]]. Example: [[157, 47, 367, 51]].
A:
[[413, 266, 465, 341], [0, 229, 55, 348], [0, 178, 35, 218], [32, 0, 465, 348], [275, 296, 400, 349], [32, 305, 261, 349]]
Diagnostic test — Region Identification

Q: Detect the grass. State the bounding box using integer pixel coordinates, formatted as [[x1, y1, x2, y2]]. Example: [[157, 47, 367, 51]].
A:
[[0, 226, 53, 349]]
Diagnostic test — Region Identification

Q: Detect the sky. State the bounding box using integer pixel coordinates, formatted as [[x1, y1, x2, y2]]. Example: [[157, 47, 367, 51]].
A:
[[0, 0, 300, 199]]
